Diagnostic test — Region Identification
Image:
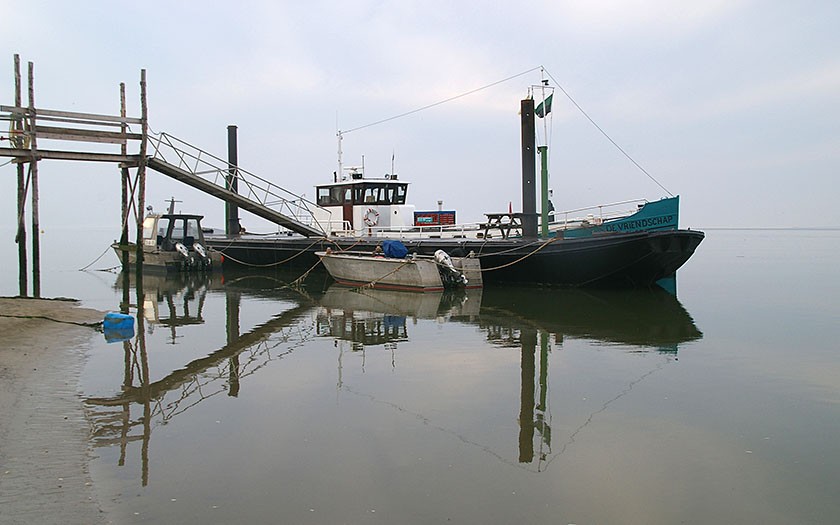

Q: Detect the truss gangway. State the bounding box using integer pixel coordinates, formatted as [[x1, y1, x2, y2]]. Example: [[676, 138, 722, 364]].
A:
[[146, 132, 328, 237]]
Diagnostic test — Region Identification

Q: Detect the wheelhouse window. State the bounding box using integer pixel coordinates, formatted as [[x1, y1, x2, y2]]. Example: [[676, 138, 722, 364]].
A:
[[317, 186, 355, 206], [156, 217, 171, 239], [167, 218, 202, 246], [316, 182, 408, 206]]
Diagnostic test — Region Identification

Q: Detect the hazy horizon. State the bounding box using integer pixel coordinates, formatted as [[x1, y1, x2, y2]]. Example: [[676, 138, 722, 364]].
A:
[[2, 1, 839, 234]]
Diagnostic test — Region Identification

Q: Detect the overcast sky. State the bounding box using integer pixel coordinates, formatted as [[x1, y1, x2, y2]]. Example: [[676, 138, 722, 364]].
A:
[[2, 0, 838, 233]]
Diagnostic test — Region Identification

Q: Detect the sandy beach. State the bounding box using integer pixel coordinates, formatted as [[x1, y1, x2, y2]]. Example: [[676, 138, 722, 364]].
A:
[[0, 297, 107, 525]]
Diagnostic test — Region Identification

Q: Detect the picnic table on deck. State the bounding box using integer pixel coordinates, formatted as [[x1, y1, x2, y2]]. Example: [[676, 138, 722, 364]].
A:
[[481, 212, 526, 239]]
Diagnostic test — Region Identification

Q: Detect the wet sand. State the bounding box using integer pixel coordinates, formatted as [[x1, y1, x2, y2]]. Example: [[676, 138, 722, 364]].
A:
[[0, 297, 107, 525]]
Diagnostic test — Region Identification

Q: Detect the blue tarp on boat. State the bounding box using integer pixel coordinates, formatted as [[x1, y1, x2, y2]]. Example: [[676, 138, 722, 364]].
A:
[[382, 240, 408, 259]]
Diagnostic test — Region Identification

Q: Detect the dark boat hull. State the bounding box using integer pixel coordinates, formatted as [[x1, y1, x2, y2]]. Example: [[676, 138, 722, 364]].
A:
[[205, 229, 704, 288]]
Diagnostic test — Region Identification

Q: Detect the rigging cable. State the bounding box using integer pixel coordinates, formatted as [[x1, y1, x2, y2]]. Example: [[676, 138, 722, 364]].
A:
[[341, 66, 543, 135], [542, 68, 674, 197]]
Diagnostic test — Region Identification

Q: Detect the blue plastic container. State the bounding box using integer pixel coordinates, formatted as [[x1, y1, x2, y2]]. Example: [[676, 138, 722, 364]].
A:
[[103, 312, 135, 343]]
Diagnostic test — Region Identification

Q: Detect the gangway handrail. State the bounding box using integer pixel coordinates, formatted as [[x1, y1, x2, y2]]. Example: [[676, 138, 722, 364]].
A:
[[147, 132, 330, 234]]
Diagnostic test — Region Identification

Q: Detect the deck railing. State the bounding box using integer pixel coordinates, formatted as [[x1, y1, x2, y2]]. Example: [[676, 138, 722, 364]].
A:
[[551, 199, 648, 229]]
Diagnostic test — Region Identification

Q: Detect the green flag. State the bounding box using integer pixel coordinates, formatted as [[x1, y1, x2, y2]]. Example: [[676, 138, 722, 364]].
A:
[[535, 94, 553, 118]]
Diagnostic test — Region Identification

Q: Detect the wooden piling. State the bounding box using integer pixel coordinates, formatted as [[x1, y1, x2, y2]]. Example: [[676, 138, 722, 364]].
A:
[[134, 69, 147, 273], [120, 82, 130, 272], [27, 61, 40, 297], [226, 125, 239, 235], [13, 54, 27, 296], [520, 98, 537, 239]]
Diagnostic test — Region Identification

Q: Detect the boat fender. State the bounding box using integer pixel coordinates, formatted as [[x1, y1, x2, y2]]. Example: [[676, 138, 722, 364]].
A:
[[175, 242, 189, 258], [364, 208, 380, 227], [193, 242, 208, 259]]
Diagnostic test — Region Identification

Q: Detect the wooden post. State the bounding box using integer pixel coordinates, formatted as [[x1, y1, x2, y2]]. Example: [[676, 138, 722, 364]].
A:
[[134, 69, 147, 273], [518, 326, 537, 463], [226, 289, 242, 397], [226, 125, 239, 236], [28, 61, 40, 298], [134, 275, 151, 487], [13, 54, 28, 296], [520, 98, 537, 239], [120, 82, 130, 272]]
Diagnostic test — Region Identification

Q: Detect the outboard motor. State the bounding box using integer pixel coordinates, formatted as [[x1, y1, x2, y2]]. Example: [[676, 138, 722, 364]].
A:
[[434, 249, 468, 287], [193, 242, 212, 270], [174, 242, 193, 271]]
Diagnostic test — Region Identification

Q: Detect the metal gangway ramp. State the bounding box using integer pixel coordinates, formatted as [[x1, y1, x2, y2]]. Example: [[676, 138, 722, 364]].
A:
[[147, 132, 328, 237]]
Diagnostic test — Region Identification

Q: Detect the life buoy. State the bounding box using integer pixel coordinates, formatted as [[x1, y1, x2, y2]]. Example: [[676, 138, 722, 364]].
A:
[[363, 208, 380, 227]]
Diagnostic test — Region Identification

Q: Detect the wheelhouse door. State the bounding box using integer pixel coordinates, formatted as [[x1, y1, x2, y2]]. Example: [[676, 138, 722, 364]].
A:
[[342, 187, 353, 229]]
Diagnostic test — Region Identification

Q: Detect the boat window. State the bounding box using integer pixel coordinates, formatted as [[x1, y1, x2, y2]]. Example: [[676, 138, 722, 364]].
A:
[[355, 183, 407, 205], [185, 218, 200, 242], [170, 219, 184, 243], [157, 217, 170, 237], [316, 186, 355, 206], [317, 187, 331, 206], [156, 217, 171, 245], [316, 182, 407, 206], [393, 184, 407, 205]]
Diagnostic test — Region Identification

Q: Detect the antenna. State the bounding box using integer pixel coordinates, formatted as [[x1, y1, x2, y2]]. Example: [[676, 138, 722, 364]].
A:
[[336, 129, 343, 181]]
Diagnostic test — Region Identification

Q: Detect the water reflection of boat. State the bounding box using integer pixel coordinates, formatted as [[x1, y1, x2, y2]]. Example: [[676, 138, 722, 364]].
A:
[[478, 286, 702, 352], [313, 283, 702, 472], [320, 285, 481, 318], [315, 285, 481, 349], [315, 283, 700, 353], [86, 269, 702, 486], [114, 271, 223, 330]]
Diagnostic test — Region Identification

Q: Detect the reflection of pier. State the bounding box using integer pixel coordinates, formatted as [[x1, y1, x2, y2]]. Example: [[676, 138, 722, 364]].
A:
[[86, 303, 311, 407], [86, 275, 703, 483], [86, 272, 316, 485]]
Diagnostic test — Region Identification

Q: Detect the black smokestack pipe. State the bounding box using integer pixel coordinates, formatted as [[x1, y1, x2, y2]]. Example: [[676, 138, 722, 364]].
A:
[[520, 98, 538, 238], [226, 125, 240, 236]]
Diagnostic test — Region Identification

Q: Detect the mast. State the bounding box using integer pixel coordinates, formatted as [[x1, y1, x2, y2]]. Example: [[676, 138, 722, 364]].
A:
[[336, 130, 343, 182], [535, 69, 554, 237]]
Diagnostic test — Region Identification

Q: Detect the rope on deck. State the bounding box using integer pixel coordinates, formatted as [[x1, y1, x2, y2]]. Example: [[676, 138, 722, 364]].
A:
[[478, 237, 559, 272]]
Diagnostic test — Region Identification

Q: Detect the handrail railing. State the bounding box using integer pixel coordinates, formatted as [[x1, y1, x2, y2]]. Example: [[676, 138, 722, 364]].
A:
[[147, 132, 330, 234], [552, 198, 648, 228]]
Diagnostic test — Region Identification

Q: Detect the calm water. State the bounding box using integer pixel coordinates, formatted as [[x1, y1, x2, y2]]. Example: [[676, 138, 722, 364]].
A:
[[2, 228, 839, 524]]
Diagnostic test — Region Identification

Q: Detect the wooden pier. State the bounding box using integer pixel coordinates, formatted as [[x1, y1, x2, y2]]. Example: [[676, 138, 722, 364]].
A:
[[1, 54, 327, 297]]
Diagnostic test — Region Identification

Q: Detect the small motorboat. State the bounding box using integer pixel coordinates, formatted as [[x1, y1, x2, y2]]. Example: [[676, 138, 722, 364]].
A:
[[112, 211, 222, 272], [317, 241, 482, 292]]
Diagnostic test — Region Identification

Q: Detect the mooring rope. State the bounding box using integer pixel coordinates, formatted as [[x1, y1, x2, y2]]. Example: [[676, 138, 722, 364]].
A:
[[288, 258, 324, 288], [479, 237, 559, 272], [216, 237, 327, 268], [472, 236, 552, 258], [79, 244, 116, 271]]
